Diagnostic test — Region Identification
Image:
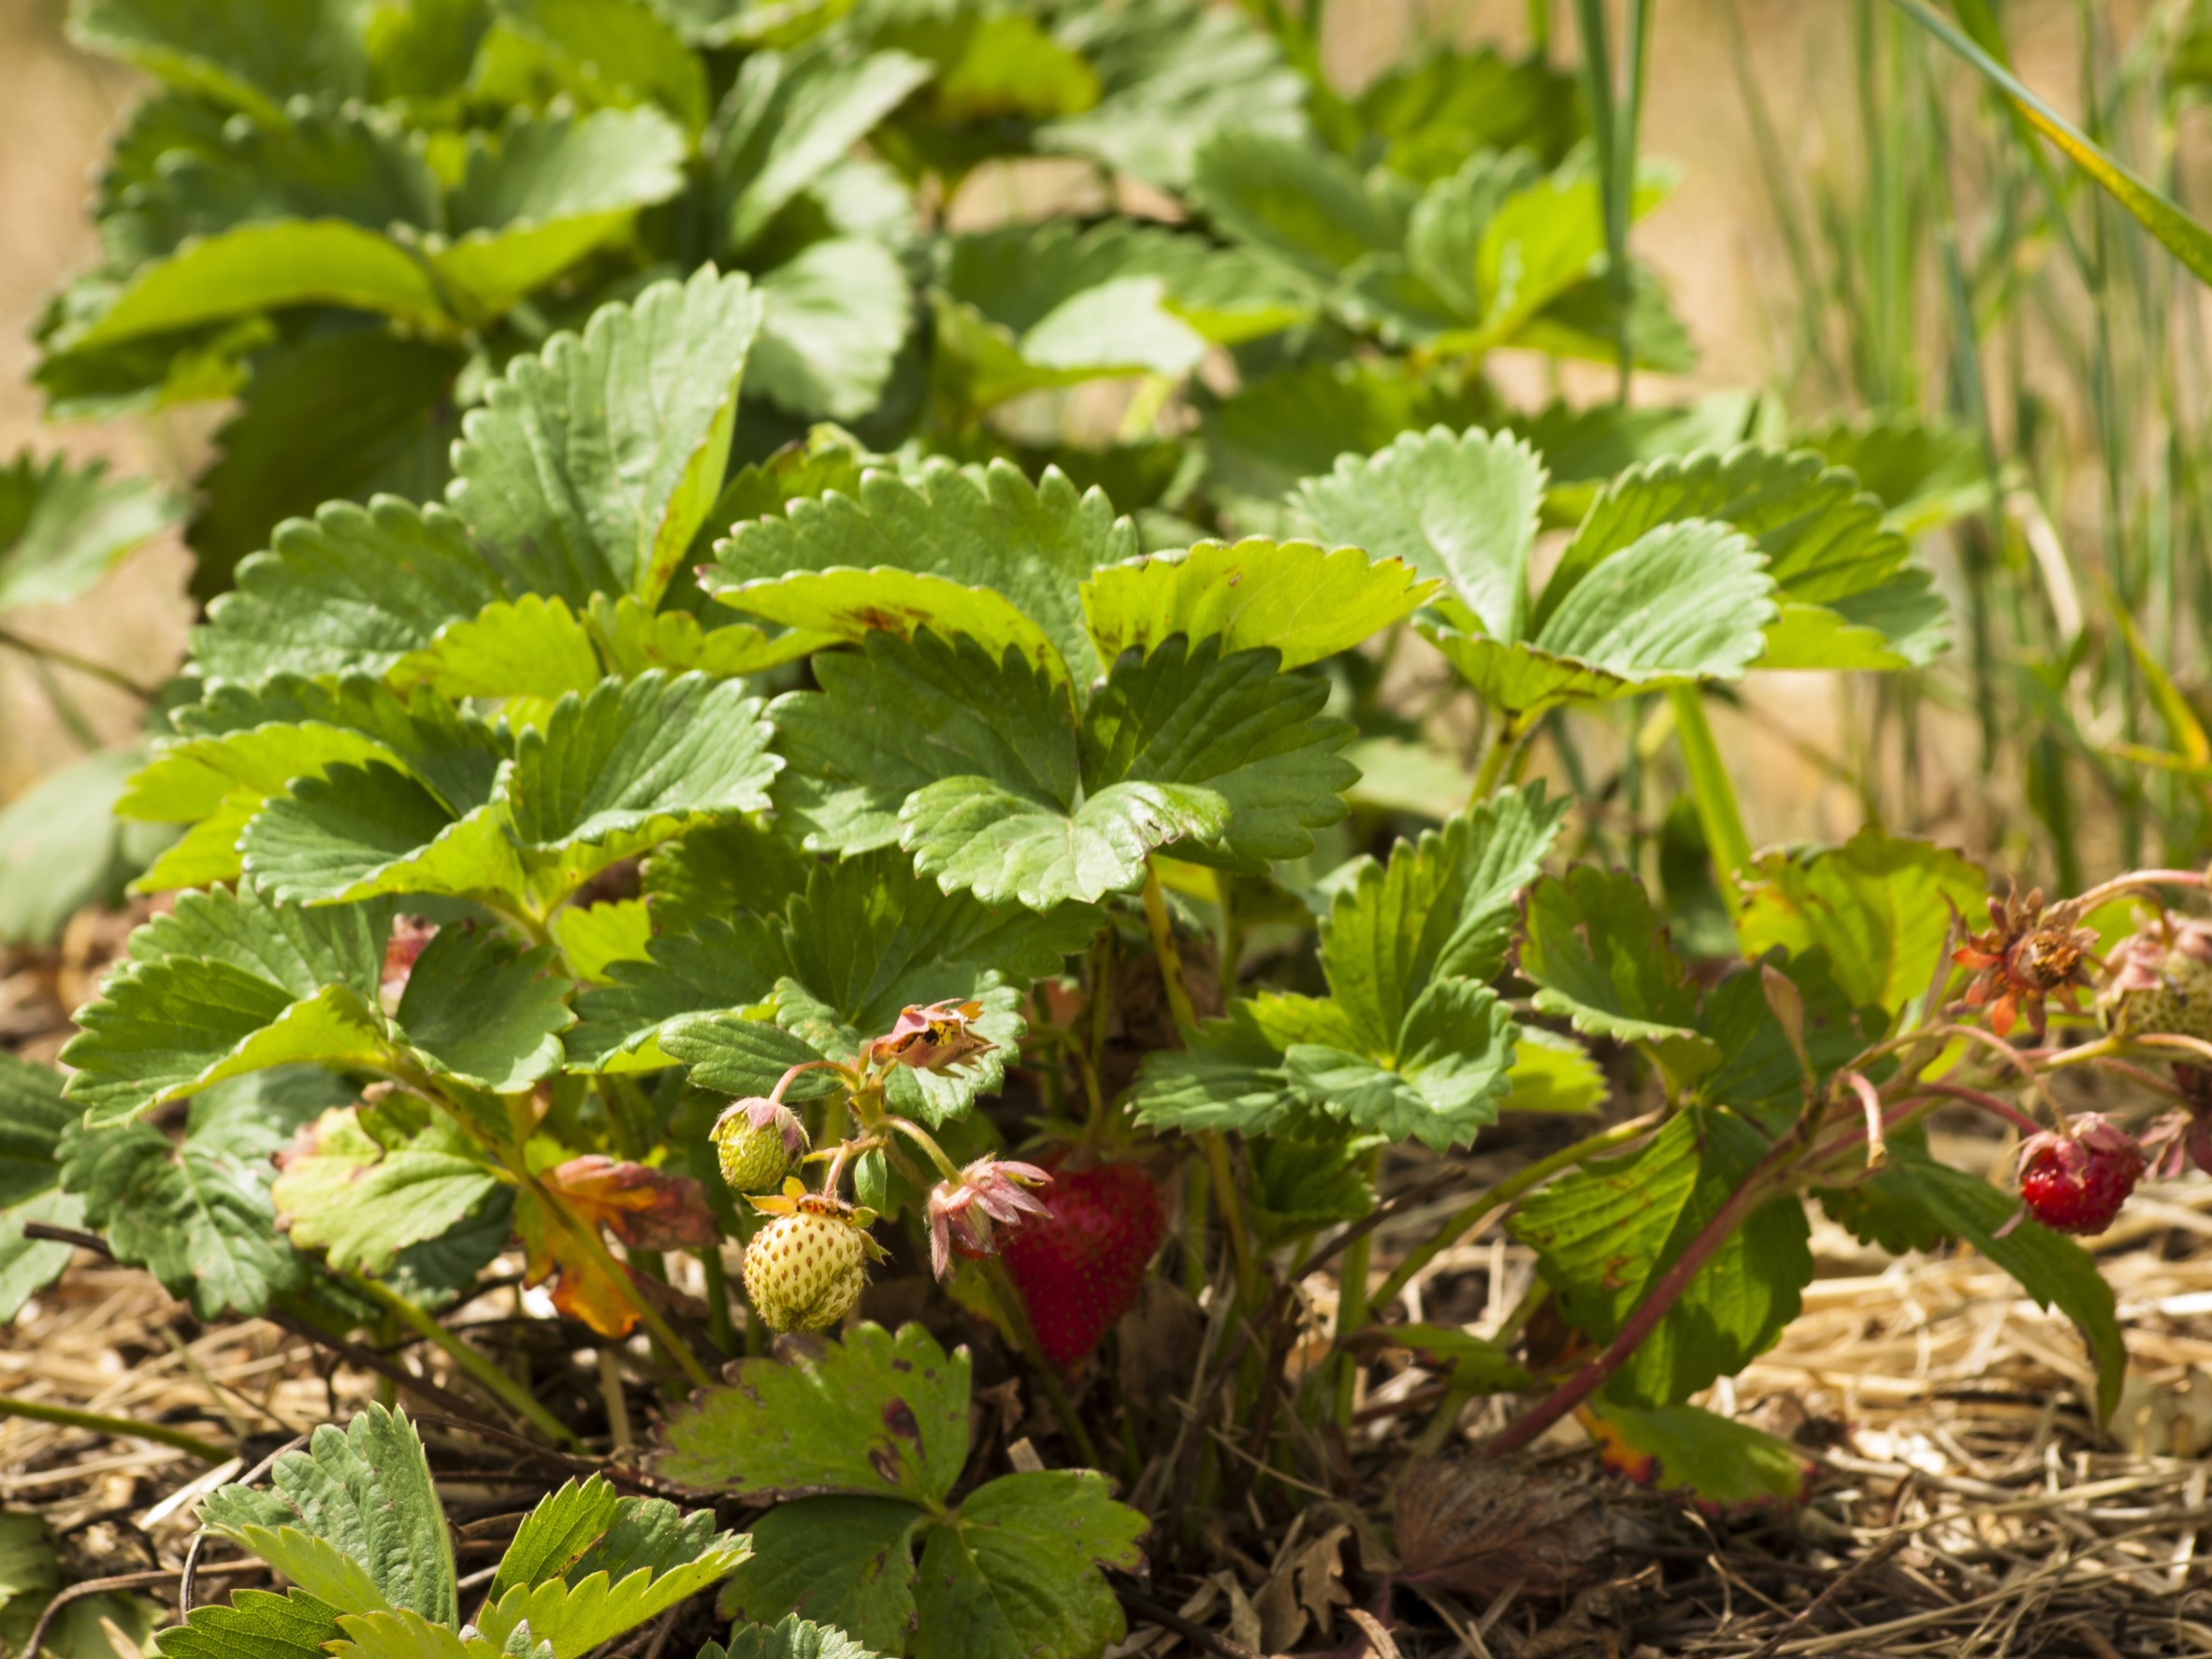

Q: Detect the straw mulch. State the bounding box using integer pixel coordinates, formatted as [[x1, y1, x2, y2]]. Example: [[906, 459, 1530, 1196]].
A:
[[8, 930, 2212, 1658]]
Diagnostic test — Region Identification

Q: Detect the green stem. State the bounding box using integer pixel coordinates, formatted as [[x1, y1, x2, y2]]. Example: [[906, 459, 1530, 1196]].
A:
[[1468, 718, 1523, 803], [0, 1394, 226, 1461], [351, 1275, 585, 1450], [1140, 863, 1198, 1031], [700, 1247, 735, 1355], [1331, 1144, 1383, 1428], [1369, 1111, 1665, 1314], [1668, 686, 1754, 916], [1199, 1130, 1258, 1301]]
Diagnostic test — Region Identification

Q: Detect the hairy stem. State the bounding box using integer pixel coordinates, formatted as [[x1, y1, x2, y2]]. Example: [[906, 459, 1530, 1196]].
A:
[[351, 1275, 584, 1450], [1369, 1112, 1665, 1313], [1484, 1135, 1799, 1456], [1668, 686, 1753, 916]]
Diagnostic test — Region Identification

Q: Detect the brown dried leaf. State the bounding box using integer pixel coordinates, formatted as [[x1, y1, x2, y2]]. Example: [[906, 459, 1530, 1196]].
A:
[[1255, 1517, 1352, 1652], [1394, 1457, 1609, 1600]]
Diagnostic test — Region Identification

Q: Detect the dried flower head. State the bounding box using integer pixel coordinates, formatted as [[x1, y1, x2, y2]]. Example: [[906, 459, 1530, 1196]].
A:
[[1955, 884, 2098, 1038], [710, 1095, 811, 1192], [2142, 1065, 2212, 1180], [865, 999, 994, 1074], [925, 1158, 1053, 1279]]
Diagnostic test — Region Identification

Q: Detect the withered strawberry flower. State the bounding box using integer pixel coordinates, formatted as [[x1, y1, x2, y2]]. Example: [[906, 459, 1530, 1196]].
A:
[[865, 998, 995, 1073], [1955, 884, 2098, 1038], [2142, 1065, 2212, 1180], [710, 1094, 810, 1193], [925, 1157, 1053, 1280]]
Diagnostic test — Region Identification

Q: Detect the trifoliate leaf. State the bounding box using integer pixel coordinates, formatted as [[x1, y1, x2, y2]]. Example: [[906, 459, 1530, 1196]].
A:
[[751, 238, 912, 421], [194, 497, 502, 686], [909, 1472, 1145, 1659], [1318, 785, 1568, 1051], [1294, 426, 1546, 641], [0, 449, 181, 610], [717, 1500, 922, 1656], [712, 459, 1135, 687], [187, 332, 461, 605], [1039, 0, 1305, 190], [451, 267, 764, 608], [1077, 635, 1356, 880], [1190, 129, 1406, 287], [61, 1068, 350, 1316], [202, 1415, 453, 1637], [1080, 540, 1436, 672], [770, 629, 1079, 866], [434, 106, 689, 325], [1542, 445, 1947, 670], [270, 1107, 501, 1278], [1738, 826, 1988, 1025], [658, 1321, 971, 1505], [1419, 520, 1774, 720], [1515, 867, 1718, 1079], [567, 915, 789, 1074], [714, 44, 933, 252], [1510, 1107, 1812, 1408], [1282, 977, 1517, 1150], [60, 889, 394, 1125]]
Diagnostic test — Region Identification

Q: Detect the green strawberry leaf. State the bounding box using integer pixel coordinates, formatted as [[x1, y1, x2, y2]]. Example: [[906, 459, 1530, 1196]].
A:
[[709, 1614, 883, 1659], [393, 924, 576, 1092], [193, 497, 500, 686], [1037, 0, 1304, 190], [388, 595, 605, 708], [1510, 1107, 1813, 1408], [1739, 826, 1988, 1025], [910, 1473, 1146, 1659], [1541, 446, 1948, 670], [70, 0, 369, 121], [321, 1609, 479, 1659], [151, 1588, 347, 1659], [713, 44, 933, 252], [1190, 130, 1406, 286], [1503, 1026, 1607, 1115], [204, 1407, 456, 1626], [270, 1105, 500, 1279], [0, 746, 172, 945], [0, 1057, 91, 1321], [752, 238, 913, 421], [472, 1478, 748, 1659], [1319, 785, 1568, 1050], [1281, 977, 1518, 1150], [61, 1069, 351, 1317], [0, 449, 181, 611], [657, 1321, 971, 1505], [1689, 951, 1882, 1134], [716, 1500, 922, 1656], [1798, 411, 1991, 538], [1515, 868, 1718, 1079], [1126, 1003, 1303, 1138], [1080, 540, 1437, 672], [1357, 46, 1583, 180], [712, 460, 1134, 689], [1420, 520, 1774, 720], [1582, 1401, 1810, 1510], [450, 267, 763, 609], [434, 106, 689, 325], [1294, 426, 1546, 642], [566, 915, 789, 1075]]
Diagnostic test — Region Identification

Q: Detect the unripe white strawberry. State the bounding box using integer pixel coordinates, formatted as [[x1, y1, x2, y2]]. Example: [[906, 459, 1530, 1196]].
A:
[[711, 1096, 808, 1193], [2099, 916, 2212, 1040], [740, 1180, 884, 1333]]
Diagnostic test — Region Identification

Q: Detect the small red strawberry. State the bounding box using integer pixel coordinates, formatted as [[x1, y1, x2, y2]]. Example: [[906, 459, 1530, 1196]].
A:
[[2017, 1114, 2146, 1235], [1002, 1157, 1164, 1366]]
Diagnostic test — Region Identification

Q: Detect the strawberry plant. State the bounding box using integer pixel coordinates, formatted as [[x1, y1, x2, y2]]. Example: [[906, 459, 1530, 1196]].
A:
[[10, 0, 2212, 1655]]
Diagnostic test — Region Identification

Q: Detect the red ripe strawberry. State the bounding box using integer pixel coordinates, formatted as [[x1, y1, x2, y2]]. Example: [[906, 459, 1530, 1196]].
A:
[[2017, 1114, 2146, 1235], [1003, 1158, 1164, 1366]]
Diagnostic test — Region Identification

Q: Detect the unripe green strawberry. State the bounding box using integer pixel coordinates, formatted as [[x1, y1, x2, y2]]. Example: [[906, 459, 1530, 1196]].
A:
[[711, 1096, 808, 1193], [741, 1179, 884, 1333], [2099, 916, 2212, 1040]]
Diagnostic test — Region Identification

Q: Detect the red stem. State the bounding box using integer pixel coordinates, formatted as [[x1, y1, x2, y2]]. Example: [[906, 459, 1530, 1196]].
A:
[[1482, 1137, 1800, 1457], [1914, 1079, 2045, 1136], [2071, 869, 2207, 912]]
